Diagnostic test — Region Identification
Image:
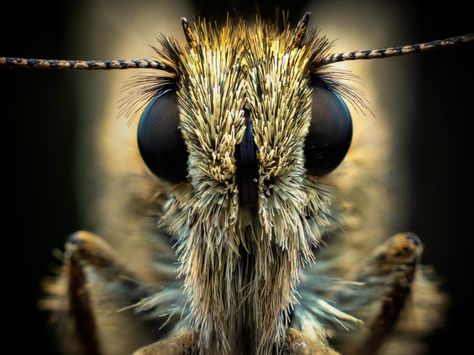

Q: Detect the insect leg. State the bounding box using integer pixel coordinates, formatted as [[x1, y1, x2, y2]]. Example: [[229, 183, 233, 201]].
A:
[[65, 233, 101, 355], [46, 231, 152, 355], [336, 233, 423, 355]]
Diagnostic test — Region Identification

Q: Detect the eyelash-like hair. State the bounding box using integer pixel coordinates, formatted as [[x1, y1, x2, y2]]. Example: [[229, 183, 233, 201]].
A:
[[119, 36, 181, 125]]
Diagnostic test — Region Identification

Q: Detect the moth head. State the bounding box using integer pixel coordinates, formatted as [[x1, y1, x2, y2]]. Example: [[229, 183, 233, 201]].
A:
[[137, 15, 353, 223], [135, 18, 356, 344]]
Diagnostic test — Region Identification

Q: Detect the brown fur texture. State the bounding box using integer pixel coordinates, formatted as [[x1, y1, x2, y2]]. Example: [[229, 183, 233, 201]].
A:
[[131, 18, 358, 354], [41, 2, 446, 355]]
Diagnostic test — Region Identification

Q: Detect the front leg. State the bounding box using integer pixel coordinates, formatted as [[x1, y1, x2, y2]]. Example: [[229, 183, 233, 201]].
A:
[[68, 231, 152, 354], [335, 232, 424, 355], [44, 231, 154, 355], [360, 233, 422, 354]]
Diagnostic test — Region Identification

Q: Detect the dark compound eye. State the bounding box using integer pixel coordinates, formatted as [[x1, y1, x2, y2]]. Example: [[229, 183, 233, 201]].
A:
[[137, 90, 189, 182], [304, 82, 353, 177]]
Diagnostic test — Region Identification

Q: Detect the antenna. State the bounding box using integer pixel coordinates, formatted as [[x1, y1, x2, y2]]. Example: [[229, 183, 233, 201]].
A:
[[319, 33, 474, 65], [0, 57, 168, 70], [1, 16, 472, 70]]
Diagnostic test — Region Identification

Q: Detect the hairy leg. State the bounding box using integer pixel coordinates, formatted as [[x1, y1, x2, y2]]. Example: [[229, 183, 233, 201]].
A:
[[360, 233, 421, 354], [335, 232, 423, 355], [46, 231, 153, 355]]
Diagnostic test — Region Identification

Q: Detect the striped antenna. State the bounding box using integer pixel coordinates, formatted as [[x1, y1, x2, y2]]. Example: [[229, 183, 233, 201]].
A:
[[0, 57, 168, 70], [2, 33, 472, 70], [320, 33, 474, 65]]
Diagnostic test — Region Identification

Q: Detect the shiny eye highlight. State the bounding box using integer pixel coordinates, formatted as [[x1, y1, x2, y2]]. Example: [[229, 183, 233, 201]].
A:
[[304, 82, 353, 177], [137, 90, 189, 182]]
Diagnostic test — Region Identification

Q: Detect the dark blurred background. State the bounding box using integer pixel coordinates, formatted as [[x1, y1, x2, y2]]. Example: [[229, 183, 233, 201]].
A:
[[1, 0, 472, 353]]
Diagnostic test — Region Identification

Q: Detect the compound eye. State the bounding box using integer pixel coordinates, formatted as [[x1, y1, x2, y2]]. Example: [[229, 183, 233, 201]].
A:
[[137, 90, 188, 182], [304, 82, 353, 177]]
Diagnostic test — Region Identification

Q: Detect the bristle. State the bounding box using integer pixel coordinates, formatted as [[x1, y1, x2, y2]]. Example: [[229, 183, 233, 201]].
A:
[[144, 17, 340, 354], [181, 17, 200, 50], [118, 36, 181, 125], [290, 12, 311, 49]]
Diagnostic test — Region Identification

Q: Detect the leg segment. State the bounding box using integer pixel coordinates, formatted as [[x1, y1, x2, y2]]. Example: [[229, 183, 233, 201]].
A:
[[336, 232, 423, 355], [56, 231, 151, 355], [66, 240, 101, 355], [360, 233, 422, 354]]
